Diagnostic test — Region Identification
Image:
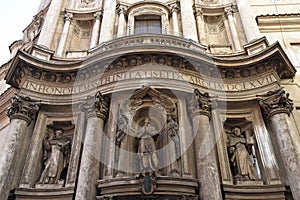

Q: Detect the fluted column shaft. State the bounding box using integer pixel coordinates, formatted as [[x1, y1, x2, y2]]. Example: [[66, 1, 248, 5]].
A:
[[0, 94, 39, 199], [90, 11, 103, 49], [75, 92, 108, 200], [225, 8, 242, 51], [37, 0, 64, 49], [99, 0, 117, 43], [259, 89, 300, 199], [56, 13, 73, 56], [187, 90, 222, 200]]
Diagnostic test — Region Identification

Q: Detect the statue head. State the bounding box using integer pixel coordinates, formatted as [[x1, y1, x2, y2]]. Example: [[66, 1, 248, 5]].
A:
[[54, 129, 64, 139], [231, 126, 241, 136], [143, 117, 151, 126]]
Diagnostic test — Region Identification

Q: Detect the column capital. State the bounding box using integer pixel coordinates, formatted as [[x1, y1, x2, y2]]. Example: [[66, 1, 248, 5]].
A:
[[170, 2, 180, 13], [94, 11, 103, 20], [116, 4, 127, 16], [193, 5, 203, 17], [225, 7, 233, 16], [6, 93, 40, 124], [64, 12, 73, 21], [187, 89, 213, 118], [258, 89, 294, 118], [81, 91, 109, 120]]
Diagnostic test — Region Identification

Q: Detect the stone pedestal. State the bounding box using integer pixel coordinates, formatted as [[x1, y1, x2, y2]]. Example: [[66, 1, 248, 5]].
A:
[[259, 89, 300, 199], [75, 92, 108, 200], [0, 94, 39, 200], [187, 90, 222, 200]]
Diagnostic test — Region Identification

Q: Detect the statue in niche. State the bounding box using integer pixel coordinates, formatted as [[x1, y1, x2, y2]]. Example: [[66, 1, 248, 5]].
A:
[[39, 128, 71, 185], [116, 113, 128, 146], [227, 126, 259, 182], [167, 115, 181, 176], [137, 117, 159, 174]]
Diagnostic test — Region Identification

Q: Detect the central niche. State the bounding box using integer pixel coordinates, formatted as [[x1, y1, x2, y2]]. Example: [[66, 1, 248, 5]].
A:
[[115, 86, 181, 177]]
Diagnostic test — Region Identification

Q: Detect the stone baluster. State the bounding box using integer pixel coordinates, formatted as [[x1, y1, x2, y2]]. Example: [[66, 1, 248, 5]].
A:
[[170, 2, 180, 36], [117, 5, 127, 37], [75, 91, 109, 200], [56, 12, 73, 57], [194, 7, 206, 45], [90, 11, 103, 49], [187, 89, 222, 200], [0, 94, 40, 199], [259, 89, 300, 199], [37, 0, 64, 49], [225, 7, 242, 51]]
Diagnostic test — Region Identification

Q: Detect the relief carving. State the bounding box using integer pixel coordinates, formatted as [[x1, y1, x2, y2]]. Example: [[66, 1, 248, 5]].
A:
[[38, 127, 71, 186]]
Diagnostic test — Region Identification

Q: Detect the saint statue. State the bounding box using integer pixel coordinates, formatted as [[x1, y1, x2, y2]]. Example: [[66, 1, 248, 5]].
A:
[[39, 128, 71, 185], [167, 115, 181, 176], [137, 117, 159, 173], [227, 127, 259, 182]]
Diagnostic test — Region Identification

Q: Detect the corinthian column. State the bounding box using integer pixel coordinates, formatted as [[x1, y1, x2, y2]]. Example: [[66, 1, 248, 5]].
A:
[[90, 11, 103, 49], [225, 7, 242, 51], [116, 4, 127, 37], [170, 2, 180, 36], [187, 89, 222, 200], [75, 91, 109, 200], [259, 89, 300, 199], [0, 94, 40, 199], [56, 12, 73, 57], [194, 7, 206, 45]]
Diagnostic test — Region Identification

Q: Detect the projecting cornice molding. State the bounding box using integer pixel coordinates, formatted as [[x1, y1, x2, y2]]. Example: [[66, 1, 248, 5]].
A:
[[256, 13, 300, 32]]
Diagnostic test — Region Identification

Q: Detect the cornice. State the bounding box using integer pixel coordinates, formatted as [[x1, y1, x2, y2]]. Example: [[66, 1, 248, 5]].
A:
[[5, 36, 296, 92]]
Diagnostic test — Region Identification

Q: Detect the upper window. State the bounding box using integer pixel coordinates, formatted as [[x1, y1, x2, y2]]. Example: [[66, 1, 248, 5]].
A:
[[134, 15, 162, 34]]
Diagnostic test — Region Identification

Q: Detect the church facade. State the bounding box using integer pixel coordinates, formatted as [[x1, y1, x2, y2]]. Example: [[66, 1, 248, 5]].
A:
[[0, 0, 300, 199]]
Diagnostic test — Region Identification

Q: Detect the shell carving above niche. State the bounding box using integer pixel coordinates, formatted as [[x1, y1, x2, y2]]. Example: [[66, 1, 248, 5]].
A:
[[80, 0, 97, 8]]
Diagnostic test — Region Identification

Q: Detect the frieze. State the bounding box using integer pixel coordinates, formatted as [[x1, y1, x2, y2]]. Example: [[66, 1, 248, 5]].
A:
[[11, 53, 287, 88], [22, 70, 277, 95]]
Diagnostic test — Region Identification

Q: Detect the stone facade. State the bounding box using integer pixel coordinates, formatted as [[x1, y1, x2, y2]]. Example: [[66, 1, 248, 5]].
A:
[[0, 0, 299, 199]]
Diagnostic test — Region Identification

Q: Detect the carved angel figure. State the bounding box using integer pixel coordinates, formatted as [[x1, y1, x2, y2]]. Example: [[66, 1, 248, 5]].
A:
[[137, 117, 159, 173], [227, 127, 258, 181], [39, 128, 71, 184]]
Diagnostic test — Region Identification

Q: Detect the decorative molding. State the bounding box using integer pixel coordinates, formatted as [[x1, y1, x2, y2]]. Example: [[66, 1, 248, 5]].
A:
[[258, 88, 294, 118], [6, 93, 40, 124]]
